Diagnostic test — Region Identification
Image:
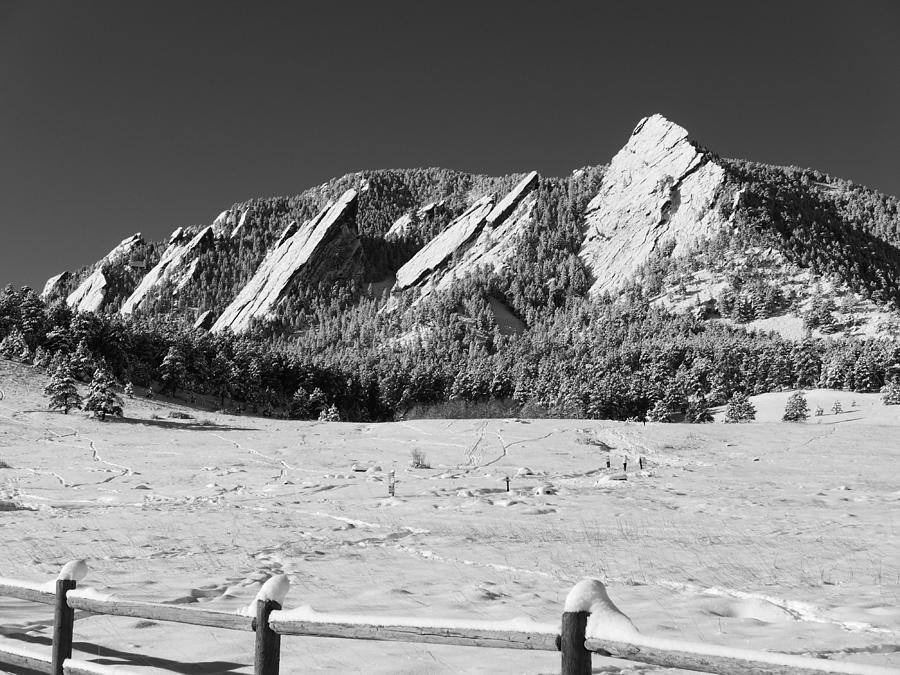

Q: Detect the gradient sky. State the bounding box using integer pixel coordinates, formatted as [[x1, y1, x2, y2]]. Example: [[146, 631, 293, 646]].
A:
[[2, 1, 898, 290]]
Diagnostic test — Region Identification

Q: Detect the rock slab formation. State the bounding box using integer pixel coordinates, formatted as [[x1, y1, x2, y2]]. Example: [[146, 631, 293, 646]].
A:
[[211, 189, 361, 333], [41, 271, 70, 300], [120, 226, 215, 315], [66, 234, 145, 313], [579, 114, 729, 296], [394, 171, 539, 295]]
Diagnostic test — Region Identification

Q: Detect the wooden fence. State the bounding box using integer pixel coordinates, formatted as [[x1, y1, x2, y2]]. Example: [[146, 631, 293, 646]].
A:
[[0, 563, 897, 675]]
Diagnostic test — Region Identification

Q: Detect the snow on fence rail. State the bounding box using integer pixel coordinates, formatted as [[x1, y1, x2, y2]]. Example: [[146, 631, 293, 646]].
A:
[[0, 562, 897, 675]]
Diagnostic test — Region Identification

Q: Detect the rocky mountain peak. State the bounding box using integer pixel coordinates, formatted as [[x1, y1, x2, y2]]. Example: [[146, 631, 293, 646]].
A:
[[579, 114, 729, 296]]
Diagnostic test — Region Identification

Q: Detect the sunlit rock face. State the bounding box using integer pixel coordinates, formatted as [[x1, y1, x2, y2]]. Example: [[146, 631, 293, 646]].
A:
[[211, 189, 362, 333], [385, 200, 444, 241], [66, 234, 145, 313], [120, 226, 216, 315], [579, 114, 728, 296], [393, 171, 539, 298], [41, 271, 70, 300]]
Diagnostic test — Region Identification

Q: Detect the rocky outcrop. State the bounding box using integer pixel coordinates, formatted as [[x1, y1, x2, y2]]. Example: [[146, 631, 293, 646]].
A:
[[230, 210, 250, 239], [66, 234, 145, 313], [41, 271, 70, 300], [579, 115, 729, 296], [385, 201, 444, 240], [394, 171, 539, 295], [120, 226, 216, 315], [193, 309, 215, 330], [211, 189, 361, 333]]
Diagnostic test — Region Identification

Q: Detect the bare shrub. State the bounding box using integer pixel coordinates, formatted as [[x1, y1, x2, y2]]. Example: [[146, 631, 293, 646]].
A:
[[409, 449, 430, 469]]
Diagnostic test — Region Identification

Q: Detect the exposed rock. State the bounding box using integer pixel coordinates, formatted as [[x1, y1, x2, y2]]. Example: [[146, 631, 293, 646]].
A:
[[394, 171, 539, 295], [579, 114, 729, 296], [385, 201, 444, 240], [66, 233, 145, 313], [193, 310, 215, 330], [211, 209, 232, 233], [41, 271, 70, 300], [120, 226, 215, 315], [231, 210, 250, 239], [211, 189, 362, 333], [394, 196, 494, 290], [67, 268, 108, 314]]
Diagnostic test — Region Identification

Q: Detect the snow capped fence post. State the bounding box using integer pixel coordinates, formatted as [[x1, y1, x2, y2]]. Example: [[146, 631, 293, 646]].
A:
[[388, 470, 395, 496], [561, 580, 596, 675], [52, 560, 86, 675], [253, 575, 289, 675]]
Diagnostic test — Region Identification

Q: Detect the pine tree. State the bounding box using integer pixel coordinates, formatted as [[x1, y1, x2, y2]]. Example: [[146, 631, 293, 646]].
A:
[[646, 398, 676, 423], [44, 362, 82, 414], [881, 379, 900, 405], [782, 391, 809, 422], [159, 346, 187, 397], [318, 403, 341, 422], [308, 387, 328, 417], [82, 367, 123, 421], [290, 387, 311, 419], [48, 350, 68, 376], [831, 400, 843, 414], [685, 396, 713, 423], [32, 346, 51, 369], [724, 392, 756, 423], [70, 339, 94, 381], [0, 328, 28, 359], [124, 382, 134, 399]]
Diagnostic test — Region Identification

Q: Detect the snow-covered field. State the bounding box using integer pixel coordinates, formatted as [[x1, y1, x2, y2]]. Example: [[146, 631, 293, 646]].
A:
[[1, 359, 899, 673]]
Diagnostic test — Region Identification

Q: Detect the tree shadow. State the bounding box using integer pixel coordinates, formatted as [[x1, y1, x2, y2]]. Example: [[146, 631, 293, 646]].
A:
[[115, 416, 256, 431]]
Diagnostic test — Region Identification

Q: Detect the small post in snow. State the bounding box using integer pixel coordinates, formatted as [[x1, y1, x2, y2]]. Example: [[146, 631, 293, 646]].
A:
[[606, 454, 610, 469], [254, 598, 281, 675], [51, 578, 77, 675], [505, 476, 510, 492], [388, 470, 395, 497], [623, 458, 627, 472], [639, 456, 644, 470]]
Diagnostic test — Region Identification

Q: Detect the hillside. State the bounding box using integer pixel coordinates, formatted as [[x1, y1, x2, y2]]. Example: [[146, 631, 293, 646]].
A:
[[3, 114, 898, 423]]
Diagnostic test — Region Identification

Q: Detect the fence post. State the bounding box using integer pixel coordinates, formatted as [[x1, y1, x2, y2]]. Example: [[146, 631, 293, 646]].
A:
[[51, 578, 77, 675], [560, 611, 590, 675], [255, 598, 281, 675]]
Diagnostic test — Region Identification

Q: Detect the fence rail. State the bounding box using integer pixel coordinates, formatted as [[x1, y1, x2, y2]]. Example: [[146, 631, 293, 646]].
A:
[[0, 562, 897, 675]]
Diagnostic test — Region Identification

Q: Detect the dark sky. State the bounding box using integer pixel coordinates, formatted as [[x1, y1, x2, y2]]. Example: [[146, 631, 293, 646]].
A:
[[2, 1, 898, 290]]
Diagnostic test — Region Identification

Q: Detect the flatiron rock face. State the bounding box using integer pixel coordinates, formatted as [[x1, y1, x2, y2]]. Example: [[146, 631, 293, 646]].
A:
[[579, 114, 729, 296], [120, 225, 216, 315], [211, 189, 361, 333], [41, 271, 70, 300], [394, 171, 539, 295], [66, 233, 145, 313]]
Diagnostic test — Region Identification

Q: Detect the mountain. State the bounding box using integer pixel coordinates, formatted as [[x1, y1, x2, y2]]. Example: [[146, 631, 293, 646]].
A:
[[39, 113, 900, 342], [11, 113, 899, 423]]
